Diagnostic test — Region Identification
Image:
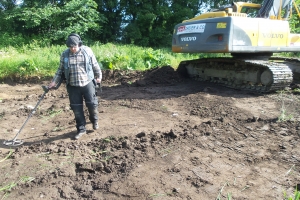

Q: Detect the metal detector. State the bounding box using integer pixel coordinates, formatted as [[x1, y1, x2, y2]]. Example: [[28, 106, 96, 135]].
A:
[[3, 86, 51, 147]]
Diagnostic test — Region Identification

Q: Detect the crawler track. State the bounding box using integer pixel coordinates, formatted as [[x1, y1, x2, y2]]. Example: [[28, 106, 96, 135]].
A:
[[271, 57, 300, 84], [177, 57, 295, 92]]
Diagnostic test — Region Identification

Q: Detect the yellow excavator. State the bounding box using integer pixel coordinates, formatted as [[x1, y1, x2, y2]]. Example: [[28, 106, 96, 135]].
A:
[[172, 0, 300, 92]]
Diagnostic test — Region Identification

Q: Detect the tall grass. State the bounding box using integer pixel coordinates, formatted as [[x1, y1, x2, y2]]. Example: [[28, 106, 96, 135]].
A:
[[5, 42, 296, 82], [0, 44, 65, 81], [0, 42, 203, 81]]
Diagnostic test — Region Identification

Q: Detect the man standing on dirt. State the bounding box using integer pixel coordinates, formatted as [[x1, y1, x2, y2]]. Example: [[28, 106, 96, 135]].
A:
[[48, 33, 102, 140]]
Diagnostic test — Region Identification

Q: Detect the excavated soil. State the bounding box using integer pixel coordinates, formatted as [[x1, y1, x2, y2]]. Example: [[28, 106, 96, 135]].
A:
[[0, 66, 300, 200]]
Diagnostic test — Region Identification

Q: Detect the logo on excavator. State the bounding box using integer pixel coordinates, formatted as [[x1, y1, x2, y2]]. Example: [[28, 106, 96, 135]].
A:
[[262, 33, 284, 38], [181, 37, 197, 42], [177, 23, 206, 35]]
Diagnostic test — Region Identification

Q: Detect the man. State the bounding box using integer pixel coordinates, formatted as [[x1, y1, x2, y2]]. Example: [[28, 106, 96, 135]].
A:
[[48, 33, 102, 140]]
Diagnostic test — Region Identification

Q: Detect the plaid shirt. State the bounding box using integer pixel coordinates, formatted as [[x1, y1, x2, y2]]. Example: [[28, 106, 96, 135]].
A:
[[52, 46, 102, 87]]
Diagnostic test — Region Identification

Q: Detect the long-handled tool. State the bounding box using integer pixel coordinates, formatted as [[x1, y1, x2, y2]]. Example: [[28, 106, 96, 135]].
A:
[[3, 86, 51, 147], [96, 82, 102, 95]]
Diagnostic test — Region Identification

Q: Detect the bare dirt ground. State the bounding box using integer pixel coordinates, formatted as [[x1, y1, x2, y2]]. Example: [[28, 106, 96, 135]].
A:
[[0, 66, 300, 200]]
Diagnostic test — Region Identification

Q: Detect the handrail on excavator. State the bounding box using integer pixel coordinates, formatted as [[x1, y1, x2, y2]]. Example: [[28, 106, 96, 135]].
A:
[[293, 0, 300, 18]]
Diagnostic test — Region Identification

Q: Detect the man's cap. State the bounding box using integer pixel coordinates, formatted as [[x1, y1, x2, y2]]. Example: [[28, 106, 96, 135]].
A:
[[66, 33, 82, 47]]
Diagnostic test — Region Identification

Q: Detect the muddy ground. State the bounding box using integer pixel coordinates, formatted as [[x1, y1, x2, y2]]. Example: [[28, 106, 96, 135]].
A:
[[0, 66, 299, 200]]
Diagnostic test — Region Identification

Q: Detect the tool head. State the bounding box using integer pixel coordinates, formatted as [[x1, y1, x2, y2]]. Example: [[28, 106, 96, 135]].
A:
[[3, 139, 24, 147], [42, 85, 50, 93], [3, 85, 49, 147]]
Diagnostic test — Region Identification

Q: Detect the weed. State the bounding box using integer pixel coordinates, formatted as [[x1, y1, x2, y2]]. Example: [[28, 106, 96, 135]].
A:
[[286, 165, 295, 175], [283, 165, 300, 200], [42, 109, 62, 121], [148, 193, 169, 198], [216, 181, 232, 200], [91, 150, 107, 155], [160, 105, 168, 112], [19, 176, 35, 183], [52, 126, 65, 132], [277, 91, 294, 122], [283, 190, 300, 200], [0, 111, 4, 119], [241, 185, 250, 191], [278, 108, 294, 122], [102, 156, 111, 162], [103, 136, 115, 143], [103, 138, 111, 143], [292, 88, 300, 94], [0, 182, 17, 192], [0, 176, 34, 198], [48, 109, 62, 118], [0, 150, 13, 163], [37, 152, 51, 158]]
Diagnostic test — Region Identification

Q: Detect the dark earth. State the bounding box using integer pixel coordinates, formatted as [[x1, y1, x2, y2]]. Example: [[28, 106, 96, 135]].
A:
[[0, 66, 299, 199]]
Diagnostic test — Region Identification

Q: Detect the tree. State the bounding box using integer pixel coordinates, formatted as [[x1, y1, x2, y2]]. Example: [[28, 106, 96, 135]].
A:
[[121, 0, 201, 47], [1, 0, 105, 44], [95, 0, 123, 43]]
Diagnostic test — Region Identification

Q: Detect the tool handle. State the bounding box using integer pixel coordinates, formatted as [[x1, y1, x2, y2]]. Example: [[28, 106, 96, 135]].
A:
[[97, 83, 102, 93]]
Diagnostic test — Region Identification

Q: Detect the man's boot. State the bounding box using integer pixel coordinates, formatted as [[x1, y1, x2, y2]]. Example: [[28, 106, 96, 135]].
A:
[[72, 105, 86, 139], [88, 106, 99, 130]]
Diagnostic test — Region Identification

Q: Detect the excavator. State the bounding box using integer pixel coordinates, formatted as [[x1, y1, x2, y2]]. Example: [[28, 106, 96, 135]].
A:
[[172, 0, 300, 92]]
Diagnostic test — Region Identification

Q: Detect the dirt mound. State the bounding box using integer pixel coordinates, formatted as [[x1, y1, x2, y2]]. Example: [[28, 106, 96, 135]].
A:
[[0, 66, 300, 199], [102, 66, 183, 86]]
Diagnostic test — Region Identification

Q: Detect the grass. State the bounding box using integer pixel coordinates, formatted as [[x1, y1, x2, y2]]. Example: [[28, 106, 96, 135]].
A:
[[1, 42, 298, 83], [103, 136, 115, 143], [160, 105, 168, 112], [0, 150, 13, 163], [283, 164, 300, 200], [214, 174, 299, 200], [286, 165, 295, 175], [284, 190, 300, 200], [216, 181, 233, 200], [278, 96, 294, 122], [0, 43, 201, 81], [274, 91, 297, 122], [0, 111, 4, 119], [42, 109, 63, 121], [52, 126, 65, 132], [0, 176, 35, 199]]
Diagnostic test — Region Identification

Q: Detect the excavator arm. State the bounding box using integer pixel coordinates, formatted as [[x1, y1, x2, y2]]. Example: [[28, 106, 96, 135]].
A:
[[257, 0, 296, 19]]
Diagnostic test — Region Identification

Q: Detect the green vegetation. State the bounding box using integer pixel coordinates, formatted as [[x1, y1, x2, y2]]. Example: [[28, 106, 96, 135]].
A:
[[2, 42, 298, 82], [0, 176, 35, 198], [0, 43, 202, 81], [275, 91, 295, 122], [283, 190, 300, 200], [0, 150, 13, 163], [1, 0, 300, 48], [41, 109, 63, 121], [0, 111, 4, 119]]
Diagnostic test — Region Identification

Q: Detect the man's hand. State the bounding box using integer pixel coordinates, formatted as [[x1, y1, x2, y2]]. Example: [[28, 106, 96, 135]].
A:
[[48, 81, 57, 89], [95, 78, 101, 83], [95, 78, 102, 94]]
